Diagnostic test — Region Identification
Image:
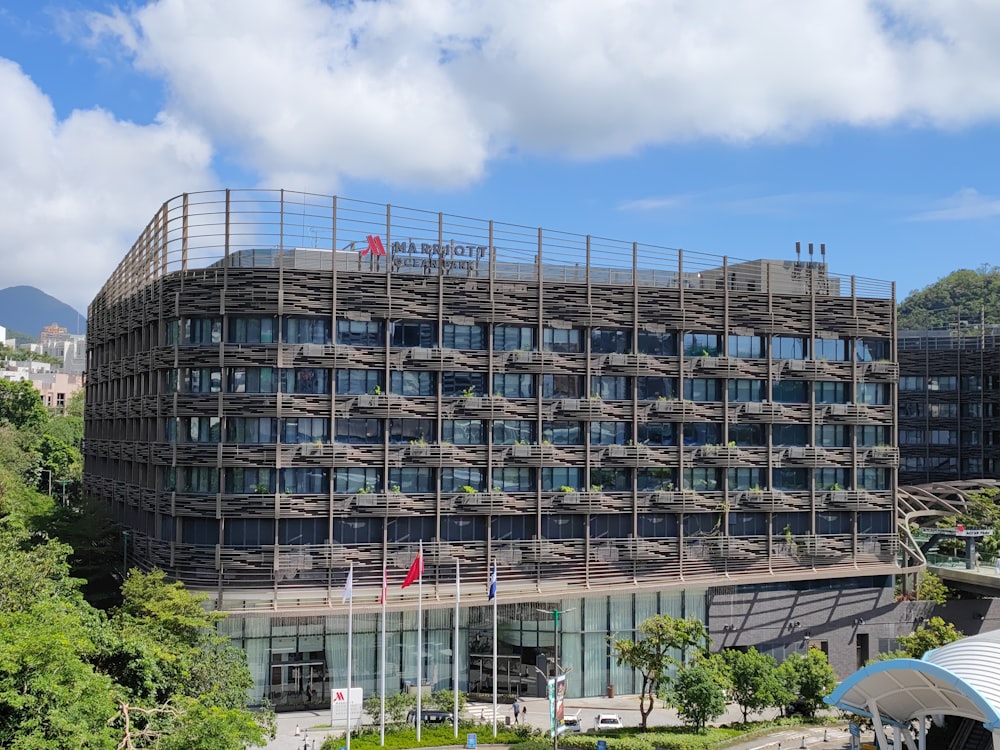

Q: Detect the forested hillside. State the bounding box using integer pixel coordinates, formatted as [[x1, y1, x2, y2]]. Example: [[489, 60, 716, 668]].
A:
[[897, 265, 1000, 331], [0, 382, 273, 749]]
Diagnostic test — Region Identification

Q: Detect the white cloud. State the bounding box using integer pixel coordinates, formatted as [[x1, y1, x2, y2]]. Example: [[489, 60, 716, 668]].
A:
[[84, 0, 1000, 191], [907, 188, 1000, 222], [0, 59, 215, 313]]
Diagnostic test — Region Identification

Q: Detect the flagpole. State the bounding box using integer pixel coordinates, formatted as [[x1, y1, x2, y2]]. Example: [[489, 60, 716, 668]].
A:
[[380, 562, 387, 747], [492, 559, 498, 738], [346, 563, 354, 750], [417, 540, 423, 743], [454, 559, 460, 739]]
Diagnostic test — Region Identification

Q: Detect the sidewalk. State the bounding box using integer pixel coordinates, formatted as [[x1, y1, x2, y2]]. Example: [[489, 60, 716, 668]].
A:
[[262, 695, 861, 750]]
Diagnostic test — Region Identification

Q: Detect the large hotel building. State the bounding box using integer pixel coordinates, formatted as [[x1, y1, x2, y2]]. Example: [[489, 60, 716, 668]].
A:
[[85, 190, 905, 708]]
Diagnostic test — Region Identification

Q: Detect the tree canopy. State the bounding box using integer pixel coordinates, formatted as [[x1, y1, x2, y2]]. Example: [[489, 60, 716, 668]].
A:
[[897, 265, 1000, 331]]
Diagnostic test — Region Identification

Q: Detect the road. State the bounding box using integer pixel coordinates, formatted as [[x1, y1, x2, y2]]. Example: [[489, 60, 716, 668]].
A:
[[262, 695, 862, 750]]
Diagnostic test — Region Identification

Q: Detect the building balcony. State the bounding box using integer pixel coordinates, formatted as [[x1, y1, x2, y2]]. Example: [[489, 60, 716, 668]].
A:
[[558, 398, 606, 419], [780, 446, 831, 466], [695, 444, 750, 466], [690, 355, 747, 376], [646, 399, 702, 418], [733, 401, 785, 422], [862, 361, 899, 381], [863, 446, 899, 466]]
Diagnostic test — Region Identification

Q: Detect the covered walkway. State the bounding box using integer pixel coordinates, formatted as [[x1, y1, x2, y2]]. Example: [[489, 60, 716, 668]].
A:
[[826, 629, 1000, 750]]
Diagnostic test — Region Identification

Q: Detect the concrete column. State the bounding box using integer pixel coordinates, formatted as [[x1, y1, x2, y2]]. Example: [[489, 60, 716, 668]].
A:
[[868, 699, 891, 750], [918, 716, 926, 750], [991, 728, 1000, 750]]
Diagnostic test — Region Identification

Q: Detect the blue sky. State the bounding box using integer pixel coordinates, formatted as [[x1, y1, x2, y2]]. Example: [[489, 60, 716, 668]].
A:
[[1, 0, 999, 314]]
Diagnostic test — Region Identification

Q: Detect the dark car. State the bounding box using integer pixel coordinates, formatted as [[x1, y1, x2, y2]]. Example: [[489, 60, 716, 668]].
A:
[[406, 709, 453, 725], [785, 698, 813, 718]]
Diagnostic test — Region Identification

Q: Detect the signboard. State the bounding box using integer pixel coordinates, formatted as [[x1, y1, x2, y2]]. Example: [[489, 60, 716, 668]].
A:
[[466, 733, 478, 749], [850, 723, 861, 737], [330, 687, 364, 726], [547, 674, 567, 737], [598, 741, 608, 750]]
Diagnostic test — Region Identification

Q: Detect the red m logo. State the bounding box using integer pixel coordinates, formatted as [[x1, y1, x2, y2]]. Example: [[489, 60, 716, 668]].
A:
[[333, 691, 346, 702], [360, 234, 386, 257]]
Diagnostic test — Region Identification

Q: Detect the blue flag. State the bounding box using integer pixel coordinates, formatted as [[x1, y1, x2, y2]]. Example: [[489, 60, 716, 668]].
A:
[[488, 560, 497, 600]]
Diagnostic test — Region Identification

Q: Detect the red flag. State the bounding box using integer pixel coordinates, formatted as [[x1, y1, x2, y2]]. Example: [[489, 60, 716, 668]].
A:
[[401, 550, 423, 589]]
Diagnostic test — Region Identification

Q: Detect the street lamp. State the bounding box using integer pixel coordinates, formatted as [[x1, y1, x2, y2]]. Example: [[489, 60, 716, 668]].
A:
[[537, 607, 575, 750], [55, 478, 71, 506], [37, 468, 53, 497]]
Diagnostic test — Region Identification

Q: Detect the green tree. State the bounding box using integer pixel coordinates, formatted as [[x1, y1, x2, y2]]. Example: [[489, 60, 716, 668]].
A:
[[915, 570, 950, 605], [897, 265, 1000, 330], [776, 648, 837, 717], [668, 663, 727, 730], [896, 617, 962, 659], [722, 647, 792, 723], [0, 380, 48, 431], [612, 614, 709, 730], [428, 689, 466, 715]]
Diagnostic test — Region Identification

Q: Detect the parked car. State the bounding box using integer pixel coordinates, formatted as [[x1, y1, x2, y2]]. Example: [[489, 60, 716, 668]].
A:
[[560, 712, 583, 733], [406, 709, 453, 725], [784, 698, 813, 718], [594, 713, 624, 731]]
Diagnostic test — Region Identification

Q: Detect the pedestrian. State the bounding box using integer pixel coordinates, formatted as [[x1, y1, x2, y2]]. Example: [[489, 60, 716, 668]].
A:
[[521, 705, 527, 724], [995, 556, 1000, 575], [512, 699, 520, 724], [976, 551, 982, 570]]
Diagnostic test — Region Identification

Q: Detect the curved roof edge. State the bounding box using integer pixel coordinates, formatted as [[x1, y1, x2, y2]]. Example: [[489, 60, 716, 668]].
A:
[[825, 658, 1000, 730]]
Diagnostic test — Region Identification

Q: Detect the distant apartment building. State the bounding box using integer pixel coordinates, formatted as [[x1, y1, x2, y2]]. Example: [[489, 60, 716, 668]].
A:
[[897, 328, 1000, 484]]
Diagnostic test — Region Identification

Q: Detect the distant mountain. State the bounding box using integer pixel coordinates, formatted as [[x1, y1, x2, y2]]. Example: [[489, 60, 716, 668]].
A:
[[0, 286, 86, 339], [897, 265, 1000, 331]]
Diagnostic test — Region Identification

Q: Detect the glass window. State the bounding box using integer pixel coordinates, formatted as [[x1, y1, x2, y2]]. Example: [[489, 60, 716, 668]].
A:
[[542, 421, 583, 445], [813, 338, 848, 361], [388, 418, 435, 444], [337, 320, 384, 346], [441, 371, 486, 397], [281, 368, 331, 394], [541, 514, 585, 540], [683, 378, 721, 401], [336, 369, 382, 395], [334, 467, 382, 493], [962, 375, 982, 392], [281, 417, 330, 443], [178, 416, 221, 443], [772, 424, 808, 446], [729, 512, 768, 537], [773, 380, 808, 403], [638, 512, 678, 538], [442, 419, 485, 444], [442, 323, 486, 350], [590, 514, 633, 539], [281, 468, 329, 494], [493, 373, 534, 398], [278, 518, 326, 545], [929, 429, 957, 445], [541, 468, 583, 492], [682, 422, 721, 445], [728, 379, 765, 402], [283, 317, 332, 344], [728, 468, 766, 491], [226, 417, 277, 443], [591, 421, 630, 445], [637, 331, 677, 356], [684, 467, 721, 491], [182, 367, 221, 393], [816, 424, 850, 447], [228, 367, 277, 393], [492, 516, 535, 541], [856, 383, 890, 405], [928, 403, 958, 418], [729, 423, 765, 446], [590, 468, 630, 492], [899, 376, 925, 392], [180, 466, 219, 494], [441, 516, 487, 543], [814, 381, 848, 404], [815, 468, 849, 490], [336, 418, 382, 444], [542, 374, 583, 398], [388, 468, 434, 493], [591, 328, 631, 354], [165, 319, 179, 345], [856, 338, 890, 362], [493, 325, 534, 351], [928, 376, 957, 392], [441, 468, 485, 493], [390, 370, 435, 396], [543, 327, 583, 353], [390, 320, 436, 348], [592, 376, 628, 400], [858, 469, 890, 490], [182, 518, 218, 545], [224, 467, 275, 494], [637, 377, 677, 400], [771, 336, 807, 360], [183, 317, 222, 345], [492, 467, 534, 492], [773, 468, 808, 491], [493, 420, 535, 444], [963, 402, 983, 418], [228, 317, 276, 343], [728, 335, 765, 358], [898, 429, 925, 445], [683, 333, 721, 357], [636, 422, 675, 446], [637, 468, 676, 491], [899, 401, 924, 418]]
